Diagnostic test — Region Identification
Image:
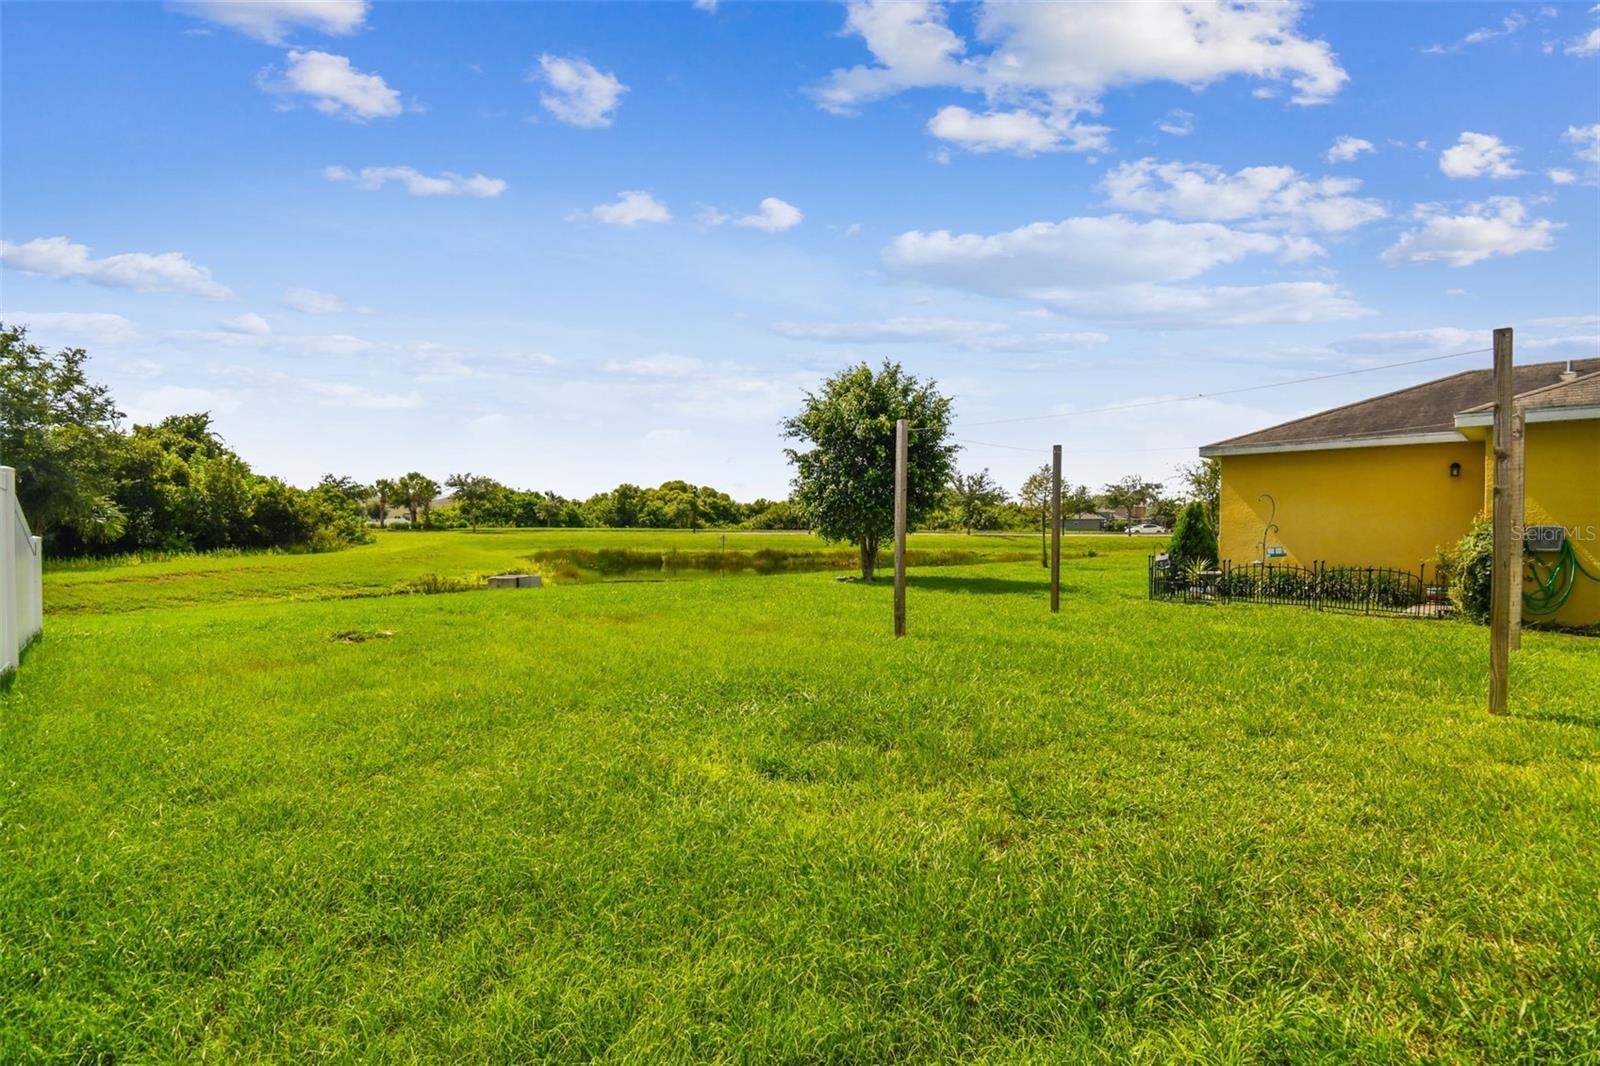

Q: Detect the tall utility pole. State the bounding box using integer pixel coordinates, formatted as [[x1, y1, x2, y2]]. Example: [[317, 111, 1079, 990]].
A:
[[1050, 444, 1062, 613], [1489, 328, 1514, 715], [894, 418, 908, 638]]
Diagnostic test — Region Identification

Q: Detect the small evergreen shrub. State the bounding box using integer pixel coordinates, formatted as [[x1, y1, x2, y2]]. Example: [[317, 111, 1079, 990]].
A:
[[1168, 501, 1218, 575]]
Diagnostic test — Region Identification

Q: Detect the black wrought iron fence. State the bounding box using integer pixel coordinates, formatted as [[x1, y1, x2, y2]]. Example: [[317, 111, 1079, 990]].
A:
[[1148, 557, 1450, 618]]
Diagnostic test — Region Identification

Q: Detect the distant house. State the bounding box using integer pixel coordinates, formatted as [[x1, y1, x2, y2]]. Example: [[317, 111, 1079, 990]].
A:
[[1062, 512, 1107, 531], [1199, 358, 1600, 628]]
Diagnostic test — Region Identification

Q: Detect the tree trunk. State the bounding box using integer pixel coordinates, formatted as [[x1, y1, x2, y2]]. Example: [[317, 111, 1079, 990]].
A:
[[859, 535, 877, 581]]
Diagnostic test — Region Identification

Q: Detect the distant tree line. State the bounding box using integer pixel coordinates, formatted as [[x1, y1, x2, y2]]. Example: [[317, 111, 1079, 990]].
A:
[[4, 329, 1223, 564], [2, 325, 370, 557], [921, 460, 1221, 537], [388, 474, 809, 533]]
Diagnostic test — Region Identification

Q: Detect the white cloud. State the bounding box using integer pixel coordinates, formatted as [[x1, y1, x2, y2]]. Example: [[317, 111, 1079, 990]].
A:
[[1, 310, 140, 347], [735, 197, 804, 232], [771, 317, 1108, 353], [282, 287, 348, 313], [926, 105, 1109, 155], [323, 165, 507, 197], [1548, 168, 1577, 185], [603, 354, 705, 377], [0, 236, 231, 299], [569, 190, 672, 226], [1326, 135, 1374, 162], [1156, 108, 1194, 136], [1438, 131, 1524, 179], [887, 216, 1278, 289], [261, 49, 402, 121], [812, 0, 1348, 153], [127, 385, 242, 422], [534, 55, 626, 128], [221, 312, 272, 335], [692, 0, 718, 11], [1101, 159, 1386, 232], [882, 215, 1368, 327], [1423, 12, 1526, 53], [1042, 282, 1368, 327], [302, 381, 421, 409], [170, 0, 367, 44], [603, 356, 804, 422], [167, 328, 381, 357], [1381, 197, 1559, 267], [1564, 123, 1600, 168], [1565, 8, 1600, 57]]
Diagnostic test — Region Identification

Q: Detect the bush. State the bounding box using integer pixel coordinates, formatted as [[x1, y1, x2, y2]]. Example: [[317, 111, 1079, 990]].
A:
[[1448, 516, 1498, 624], [1168, 501, 1217, 574]]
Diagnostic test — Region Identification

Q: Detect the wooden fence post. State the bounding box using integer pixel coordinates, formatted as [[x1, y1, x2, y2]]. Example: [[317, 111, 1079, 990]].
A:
[[1509, 409, 1525, 651], [1050, 444, 1061, 613], [894, 418, 907, 638], [1489, 328, 1514, 714]]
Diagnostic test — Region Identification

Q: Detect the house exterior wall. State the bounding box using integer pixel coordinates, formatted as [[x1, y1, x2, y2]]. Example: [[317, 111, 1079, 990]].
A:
[[1216, 440, 1485, 572], [1479, 419, 1600, 628]]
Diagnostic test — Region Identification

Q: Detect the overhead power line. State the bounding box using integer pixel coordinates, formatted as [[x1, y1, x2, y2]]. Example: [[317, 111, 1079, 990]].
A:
[[911, 345, 1495, 436], [950, 346, 1495, 430]]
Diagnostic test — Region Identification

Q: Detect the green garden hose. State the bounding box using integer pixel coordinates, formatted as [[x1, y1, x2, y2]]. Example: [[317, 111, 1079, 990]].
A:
[[1523, 539, 1600, 616]]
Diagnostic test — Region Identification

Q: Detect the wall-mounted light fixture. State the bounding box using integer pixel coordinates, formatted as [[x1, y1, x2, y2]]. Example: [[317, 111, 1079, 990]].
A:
[[1450, 462, 1462, 478]]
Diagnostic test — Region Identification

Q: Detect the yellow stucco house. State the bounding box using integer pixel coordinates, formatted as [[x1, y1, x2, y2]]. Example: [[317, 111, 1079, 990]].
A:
[[1199, 358, 1600, 628]]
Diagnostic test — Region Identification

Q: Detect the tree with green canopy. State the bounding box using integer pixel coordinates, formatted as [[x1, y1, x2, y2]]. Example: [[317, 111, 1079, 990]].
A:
[[782, 361, 956, 580], [444, 472, 502, 531], [0, 323, 125, 543], [948, 467, 1007, 534]]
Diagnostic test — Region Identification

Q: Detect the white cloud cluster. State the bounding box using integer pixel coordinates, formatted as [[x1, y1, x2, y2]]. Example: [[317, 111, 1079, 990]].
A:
[[0, 236, 231, 299], [172, 0, 368, 44], [732, 197, 804, 233], [771, 317, 1107, 353], [598, 354, 807, 423], [815, 0, 1347, 156], [1438, 131, 1524, 179], [282, 287, 349, 314], [534, 55, 626, 128], [881, 215, 1368, 327], [0, 310, 140, 347], [1326, 135, 1374, 163], [1423, 12, 1526, 54], [1381, 198, 1559, 267], [262, 49, 402, 120], [221, 312, 272, 336], [323, 165, 507, 198], [1564, 5, 1600, 55], [1156, 109, 1195, 136], [1565, 123, 1600, 169], [303, 381, 421, 409], [570, 190, 672, 226], [926, 106, 1109, 155], [1101, 159, 1386, 234]]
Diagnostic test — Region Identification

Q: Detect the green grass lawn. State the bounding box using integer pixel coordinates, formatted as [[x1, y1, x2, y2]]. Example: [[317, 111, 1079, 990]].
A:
[[4, 532, 1597, 1061]]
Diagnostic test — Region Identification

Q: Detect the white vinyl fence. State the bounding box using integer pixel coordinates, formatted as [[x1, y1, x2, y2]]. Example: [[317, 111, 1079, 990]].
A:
[[2, 466, 44, 677]]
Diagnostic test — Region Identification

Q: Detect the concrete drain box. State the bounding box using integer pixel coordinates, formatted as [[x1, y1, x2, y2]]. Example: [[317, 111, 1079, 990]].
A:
[[488, 574, 543, 589]]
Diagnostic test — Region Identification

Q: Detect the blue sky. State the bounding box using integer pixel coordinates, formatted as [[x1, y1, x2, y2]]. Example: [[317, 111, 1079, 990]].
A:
[[3, 0, 1597, 499]]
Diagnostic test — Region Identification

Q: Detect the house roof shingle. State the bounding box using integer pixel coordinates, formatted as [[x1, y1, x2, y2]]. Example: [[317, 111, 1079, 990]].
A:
[[1201, 358, 1600, 454]]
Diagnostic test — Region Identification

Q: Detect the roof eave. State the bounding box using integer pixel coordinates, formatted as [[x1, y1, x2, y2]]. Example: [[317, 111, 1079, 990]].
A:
[[1454, 404, 1600, 429], [1200, 430, 1469, 458]]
